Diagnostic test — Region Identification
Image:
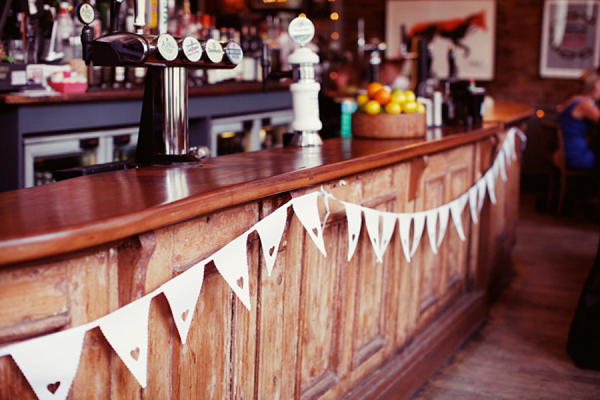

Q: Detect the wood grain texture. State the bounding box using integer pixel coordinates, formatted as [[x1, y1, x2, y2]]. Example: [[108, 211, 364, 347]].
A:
[[0, 106, 530, 399], [0, 124, 507, 266], [414, 193, 600, 399]]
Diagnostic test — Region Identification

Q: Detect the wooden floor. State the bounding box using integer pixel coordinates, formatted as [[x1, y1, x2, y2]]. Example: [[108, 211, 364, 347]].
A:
[[413, 191, 600, 399]]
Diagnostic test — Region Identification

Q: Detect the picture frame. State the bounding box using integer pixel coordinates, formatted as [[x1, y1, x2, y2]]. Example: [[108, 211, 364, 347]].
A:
[[385, 0, 496, 80], [539, 0, 600, 79]]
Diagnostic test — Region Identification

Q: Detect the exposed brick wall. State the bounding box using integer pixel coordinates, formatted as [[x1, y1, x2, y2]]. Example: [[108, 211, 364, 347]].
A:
[[341, 0, 581, 108]]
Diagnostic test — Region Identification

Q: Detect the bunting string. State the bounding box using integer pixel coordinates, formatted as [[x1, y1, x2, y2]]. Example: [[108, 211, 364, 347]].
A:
[[0, 128, 525, 400]]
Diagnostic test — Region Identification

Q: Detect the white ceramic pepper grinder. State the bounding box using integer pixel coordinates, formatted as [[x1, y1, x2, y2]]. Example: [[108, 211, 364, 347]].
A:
[[286, 17, 323, 147]]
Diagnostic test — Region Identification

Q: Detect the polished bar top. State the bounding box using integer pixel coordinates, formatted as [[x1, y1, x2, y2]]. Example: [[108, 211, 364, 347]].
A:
[[0, 102, 533, 266]]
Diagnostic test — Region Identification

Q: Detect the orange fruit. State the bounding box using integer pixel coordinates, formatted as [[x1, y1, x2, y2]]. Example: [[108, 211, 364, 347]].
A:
[[374, 88, 391, 105], [364, 100, 381, 114], [367, 82, 383, 98], [385, 101, 402, 114]]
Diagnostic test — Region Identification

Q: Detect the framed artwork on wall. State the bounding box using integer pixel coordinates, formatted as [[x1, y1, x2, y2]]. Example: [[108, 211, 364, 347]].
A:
[[540, 0, 600, 79], [385, 0, 496, 80]]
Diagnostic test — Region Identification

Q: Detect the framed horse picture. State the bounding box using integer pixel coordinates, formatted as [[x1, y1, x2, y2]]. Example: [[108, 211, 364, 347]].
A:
[[539, 0, 600, 79], [385, 0, 496, 80]]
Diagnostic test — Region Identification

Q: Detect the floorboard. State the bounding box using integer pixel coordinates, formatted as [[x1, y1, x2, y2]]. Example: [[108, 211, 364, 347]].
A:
[[413, 191, 600, 399]]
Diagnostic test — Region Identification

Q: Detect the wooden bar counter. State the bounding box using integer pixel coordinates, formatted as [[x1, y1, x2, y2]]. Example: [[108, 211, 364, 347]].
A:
[[0, 102, 532, 399]]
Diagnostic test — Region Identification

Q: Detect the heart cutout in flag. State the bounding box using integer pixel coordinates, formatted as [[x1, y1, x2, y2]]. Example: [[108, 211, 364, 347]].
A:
[[98, 294, 153, 388], [162, 260, 206, 345], [255, 204, 289, 276], [342, 201, 363, 262], [10, 325, 87, 400], [292, 192, 327, 257], [212, 233, 252, 310]]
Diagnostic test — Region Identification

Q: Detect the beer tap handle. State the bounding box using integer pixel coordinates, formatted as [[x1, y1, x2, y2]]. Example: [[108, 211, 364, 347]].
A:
[[110, 0, 124, 33], [77, 2, 95, 65]]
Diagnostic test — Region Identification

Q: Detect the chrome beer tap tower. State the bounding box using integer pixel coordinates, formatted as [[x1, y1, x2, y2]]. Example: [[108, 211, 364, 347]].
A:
[[77, 0, 242, 166]]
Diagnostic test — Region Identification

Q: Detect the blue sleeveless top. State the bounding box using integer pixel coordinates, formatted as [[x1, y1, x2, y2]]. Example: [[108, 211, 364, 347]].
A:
[[557, 99, 596, 169]]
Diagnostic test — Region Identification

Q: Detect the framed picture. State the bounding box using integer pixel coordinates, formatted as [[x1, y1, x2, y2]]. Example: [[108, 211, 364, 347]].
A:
[[385, 0, 496, 80], [540, 0, 600, 79]]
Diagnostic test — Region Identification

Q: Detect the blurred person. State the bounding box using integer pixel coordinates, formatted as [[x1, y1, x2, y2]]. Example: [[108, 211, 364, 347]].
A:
[[557, 68, 600, 169]]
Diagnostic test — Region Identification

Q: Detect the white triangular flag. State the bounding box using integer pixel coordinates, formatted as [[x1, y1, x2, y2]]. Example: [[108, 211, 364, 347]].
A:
[[496, 151, 508, 182], [162, 260, 206, 344], [485, 170, 497, 205], [506, 129, 517, 161], [436, 205, 450, 248], [343, 201, 363, 262], [292, 192, 327, 257], [379, 211, 397, 259], [99, 294, 153, 388], [10, 326, 86, 400], [397, 214, 412, 262], [450, 194, 467, 241], [255, 205, 289, 275], [468, 186, 479, 224], [363, 207, 383, 262], [425, 209, 439, 254], [476, 178, 487, 212], [212, 233, 251, 310], [502, 140, 513, 167], [410, 212, 426, 258]]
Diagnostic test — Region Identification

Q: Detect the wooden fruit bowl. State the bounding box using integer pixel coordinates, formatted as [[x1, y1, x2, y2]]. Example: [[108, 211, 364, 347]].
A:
[[352, 112, 426, 139]]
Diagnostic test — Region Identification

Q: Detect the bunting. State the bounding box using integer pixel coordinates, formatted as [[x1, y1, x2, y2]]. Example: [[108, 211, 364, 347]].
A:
[[162, 260, 206, 344], [0, 128, 525, 400]]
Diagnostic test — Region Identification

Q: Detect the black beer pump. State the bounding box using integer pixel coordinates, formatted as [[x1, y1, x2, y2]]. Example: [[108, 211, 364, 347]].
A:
[[77, 0, 242, 166]]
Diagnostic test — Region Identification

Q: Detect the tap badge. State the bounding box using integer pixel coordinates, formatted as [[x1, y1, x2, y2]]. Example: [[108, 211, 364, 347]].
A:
[[157, 34, 179, 61], [288, 17, 315, 46], [204, 39, 224, 63], [77, 3, 95, 25], [225, 42, 243, 65], [182, 37, 202, 62]]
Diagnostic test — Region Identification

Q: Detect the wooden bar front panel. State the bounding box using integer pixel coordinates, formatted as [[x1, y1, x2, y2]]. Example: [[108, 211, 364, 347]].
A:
[[0, 130, 522, 399]]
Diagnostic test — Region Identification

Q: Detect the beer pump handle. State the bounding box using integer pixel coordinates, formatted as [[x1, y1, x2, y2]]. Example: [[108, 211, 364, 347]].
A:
[[77, 3, 95, 65], [110, 0, 124, 33], [132, 0, 146, 33]]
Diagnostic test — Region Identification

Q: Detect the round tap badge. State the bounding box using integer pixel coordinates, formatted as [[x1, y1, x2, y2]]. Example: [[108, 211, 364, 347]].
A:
[[288, 17, 315, 46], [204, 39, 224, 63], [182, 37, 202, 62], [157, 34, 179, 61], [225, 42, 243, 65], [77, 3, 95, 25]]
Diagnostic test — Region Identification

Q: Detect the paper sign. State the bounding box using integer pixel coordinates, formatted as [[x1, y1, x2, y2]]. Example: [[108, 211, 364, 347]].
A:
[[410, 212, 426, 258], [496, 151, 508, 182], [162, 260, 206, 344], [468, 186, 479, 224], [436, 205, 450, 248], [476, 178, 487, 212], [292, 192, 327, 257], [363, 207, 383, 262], [99, 294, 153, 388], [379, 211, 397, 260], [450, 195, 467, 241], [11, 326, 86, 400], [398, 214, 412, 262], [212, 233, 251, 310], [425, 209, 439, 254], [485, 170, 497, 205], [343, 201, 363, 262], [255, 204, 289, 275]]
